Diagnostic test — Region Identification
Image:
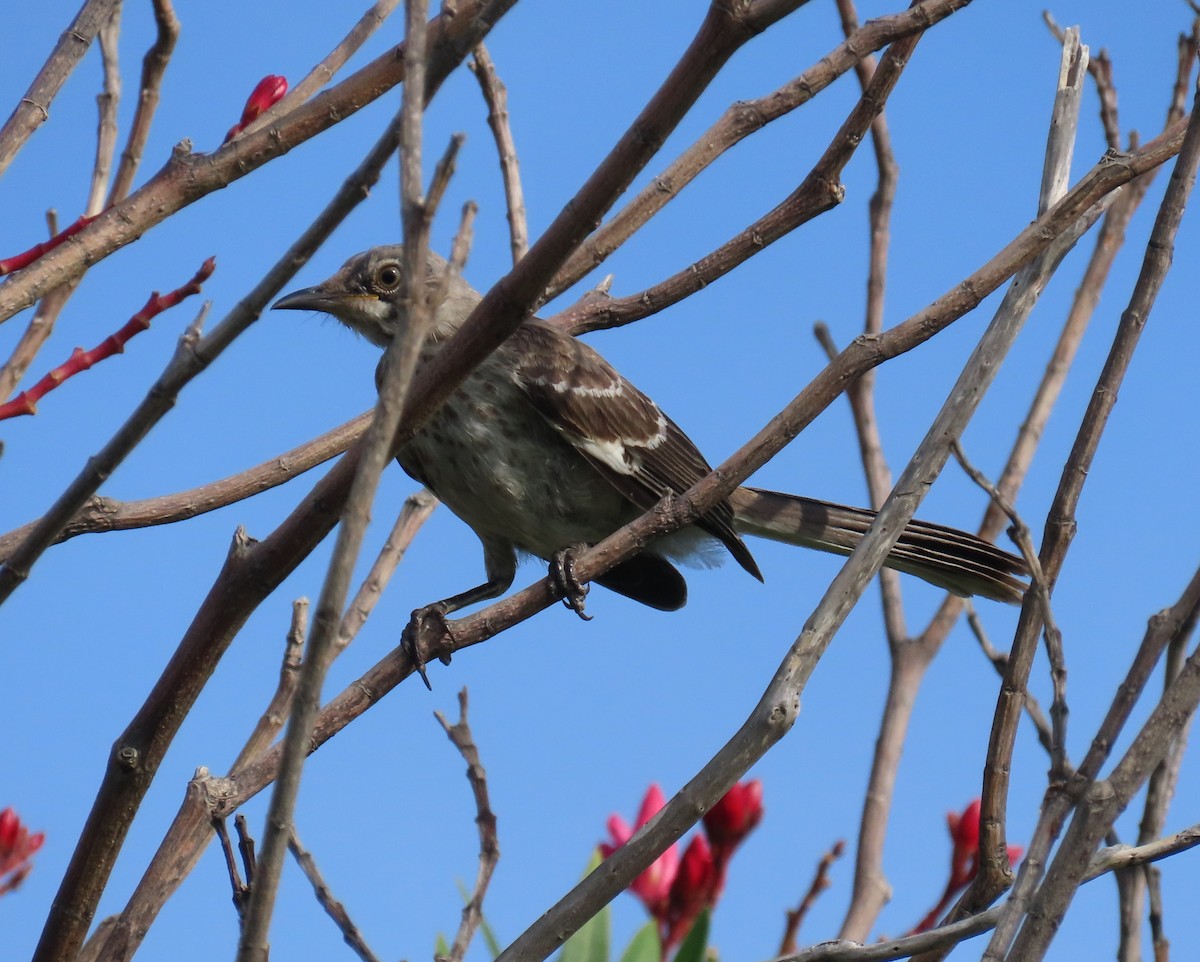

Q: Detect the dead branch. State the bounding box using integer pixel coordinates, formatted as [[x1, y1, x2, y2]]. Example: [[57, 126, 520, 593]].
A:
[[435, 689, 500, 962]]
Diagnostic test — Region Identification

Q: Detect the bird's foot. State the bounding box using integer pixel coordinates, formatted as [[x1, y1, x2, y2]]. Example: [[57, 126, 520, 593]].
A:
[[403, 603, 454, 691], [550, 546, 593, 621]]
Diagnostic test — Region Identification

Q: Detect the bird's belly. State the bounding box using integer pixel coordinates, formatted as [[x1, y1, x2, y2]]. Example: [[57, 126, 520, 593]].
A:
[[398, 380, 634, 558]]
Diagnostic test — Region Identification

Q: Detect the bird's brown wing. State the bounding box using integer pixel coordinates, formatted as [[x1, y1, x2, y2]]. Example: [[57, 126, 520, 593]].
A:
[[510, 322, 761, 580]]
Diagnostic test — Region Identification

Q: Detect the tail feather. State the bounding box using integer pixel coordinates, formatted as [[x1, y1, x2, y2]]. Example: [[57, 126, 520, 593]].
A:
[[729, 487, 1028, 604]]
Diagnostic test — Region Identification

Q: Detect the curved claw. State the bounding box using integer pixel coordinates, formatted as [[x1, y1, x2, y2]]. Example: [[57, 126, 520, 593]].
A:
[[550, 546, 593, 621], [403, 603, 453, 690]]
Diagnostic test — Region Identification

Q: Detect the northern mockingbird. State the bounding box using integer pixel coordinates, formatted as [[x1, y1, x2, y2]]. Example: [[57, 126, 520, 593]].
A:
[[274, 246, 1026, 618]]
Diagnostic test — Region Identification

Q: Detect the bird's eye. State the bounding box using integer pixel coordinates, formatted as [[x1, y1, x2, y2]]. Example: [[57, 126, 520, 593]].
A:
[[374, 263, 403, 293]]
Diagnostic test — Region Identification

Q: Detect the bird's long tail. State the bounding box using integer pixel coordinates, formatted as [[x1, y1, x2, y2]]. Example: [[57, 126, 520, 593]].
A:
[[729, 487, 1028, 604]]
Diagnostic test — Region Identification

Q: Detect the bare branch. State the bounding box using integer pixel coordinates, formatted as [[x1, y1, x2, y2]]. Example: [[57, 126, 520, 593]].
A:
[[979, 72, 1200, 962], [780, 840, 846, 955], [0, 0, 121, 176], [289, 830, 384, 962], [951, 441, 1067, 780], [469, 43, 528, 264], [233, 0, 446, 947], [242, 0, 403, 138], [0, 0, 514, 325], [0, 411, 371, 562], [108, 0, 180, 203], [230, 599, 308, 772], [543, 0, 975, 302], [435, 689, 500, 962]]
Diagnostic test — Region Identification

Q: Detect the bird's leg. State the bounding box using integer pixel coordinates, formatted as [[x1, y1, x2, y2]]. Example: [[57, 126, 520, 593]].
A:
[[550, 545, 593, 621], [404, 540, 518, 689]]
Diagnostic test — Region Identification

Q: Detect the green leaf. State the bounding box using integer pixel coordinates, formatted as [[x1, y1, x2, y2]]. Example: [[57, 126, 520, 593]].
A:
[[456, 878, 503, 959], [671, 909, 710, 962], [559, 850, 611, 962], [435, 933, 452, 958], [618, 921, 662, 962]]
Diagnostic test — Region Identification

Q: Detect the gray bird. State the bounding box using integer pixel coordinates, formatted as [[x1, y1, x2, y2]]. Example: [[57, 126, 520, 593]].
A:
[[274, 246, 1027, 617]]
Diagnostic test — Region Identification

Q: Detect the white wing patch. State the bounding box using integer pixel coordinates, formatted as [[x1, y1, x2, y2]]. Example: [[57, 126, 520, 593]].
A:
[[571, 434, 638, 475]]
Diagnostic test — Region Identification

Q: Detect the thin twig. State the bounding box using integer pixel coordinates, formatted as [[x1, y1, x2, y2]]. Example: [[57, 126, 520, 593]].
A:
[[212, 816, 250, 921], [542, 0, 974, 303], [951, 441, 1067, 780], [108, 0, 180, 204], [964, 602, 1056, 759], [0, 0, 120, 176], [469, 43, 527, 264], [0, 411, 371, 562], [289, 830, 384, 962], [242, 0, 403, 138], [780, 840, 846, 955], [434, 689, 500, 962], [230, 600, 308, 772]]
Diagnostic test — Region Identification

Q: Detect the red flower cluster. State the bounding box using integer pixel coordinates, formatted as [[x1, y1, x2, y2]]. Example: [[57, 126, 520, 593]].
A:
[[0, 808, 44, 896], [910, 798, 1023, 934], [223, 75, 288, 143], [600, 781, 763, 954]]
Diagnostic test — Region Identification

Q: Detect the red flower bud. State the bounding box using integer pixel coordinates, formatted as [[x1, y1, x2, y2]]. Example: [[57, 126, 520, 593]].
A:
[[224, 74, 288, 143], [947, 798, 982, 888], [703, 779, 764, 855], [0, 807, 44, 896], [664, 834, 717, 949]]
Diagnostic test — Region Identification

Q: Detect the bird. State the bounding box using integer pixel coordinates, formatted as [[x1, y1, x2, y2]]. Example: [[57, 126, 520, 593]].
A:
[[273, 245, 1027, 620]]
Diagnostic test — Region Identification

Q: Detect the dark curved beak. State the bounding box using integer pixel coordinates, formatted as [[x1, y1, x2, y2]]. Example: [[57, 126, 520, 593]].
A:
[[272, 285, 338, 312]]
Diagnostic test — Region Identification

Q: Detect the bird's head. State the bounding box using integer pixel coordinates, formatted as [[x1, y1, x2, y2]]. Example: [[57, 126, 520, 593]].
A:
[[272, 245, 479, 346]]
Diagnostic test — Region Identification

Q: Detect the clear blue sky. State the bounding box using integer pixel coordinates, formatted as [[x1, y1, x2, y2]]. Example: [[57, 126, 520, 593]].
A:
[[2, 2, 1197, 961]]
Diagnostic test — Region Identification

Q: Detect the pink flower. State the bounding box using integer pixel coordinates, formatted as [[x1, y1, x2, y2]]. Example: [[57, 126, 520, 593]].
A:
[[600, 780, 765, 955], [0, 808, 44, 896], [600, 784, 678, 918], [224, 74, 288, 142]]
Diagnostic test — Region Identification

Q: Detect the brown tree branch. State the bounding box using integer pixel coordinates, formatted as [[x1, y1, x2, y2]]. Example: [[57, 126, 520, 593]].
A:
[[82, 491, 434, 962], [108, 0, 180, 204], [469, 43, 528, 265], [0, 0, 121, 175], [975, 76, 1200, 962], [779, 840, 846, 955], [23, 17, 499, 947], [838, 29, 1090, 944], [0, 0, 515, 325], [234, 2, 450, 941], [542, 0, 976, 303], [435, 689, 500, 962], [242, 0, 403, 139], [0, 411, 370, 562], [289, 829, 384, 962], [951, 441, 1067, 780], [768, 824, 1200, 962], [1005, 591, 1200, 961], [548, 16, 925, 337]]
